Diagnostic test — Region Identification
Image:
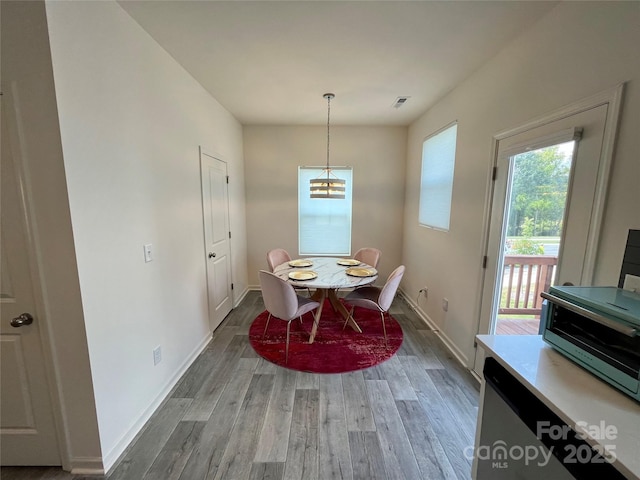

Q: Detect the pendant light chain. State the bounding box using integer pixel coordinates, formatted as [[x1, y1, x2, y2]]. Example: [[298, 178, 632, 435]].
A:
[[310, 93, 344, 199]]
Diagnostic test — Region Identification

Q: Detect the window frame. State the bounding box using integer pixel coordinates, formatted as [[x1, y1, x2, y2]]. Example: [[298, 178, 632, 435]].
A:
[[298, 166, 353, 256], [418, 122, 458, 231]]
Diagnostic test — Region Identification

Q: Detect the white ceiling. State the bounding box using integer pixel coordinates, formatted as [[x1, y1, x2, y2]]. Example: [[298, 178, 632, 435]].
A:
[[119, 0, 558, 126]]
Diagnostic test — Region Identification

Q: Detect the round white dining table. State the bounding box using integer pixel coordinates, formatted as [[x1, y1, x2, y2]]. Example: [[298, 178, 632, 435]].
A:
[[273, 256, 378, 344]]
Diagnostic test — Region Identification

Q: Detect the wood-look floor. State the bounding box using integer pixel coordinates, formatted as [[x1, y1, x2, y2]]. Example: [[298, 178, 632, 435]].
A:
[[2, 291, 480, 480]]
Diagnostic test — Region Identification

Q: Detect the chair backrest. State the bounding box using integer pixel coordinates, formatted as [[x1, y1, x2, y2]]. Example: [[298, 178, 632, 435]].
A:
[[267, 248, 292, 272], [378, 265, 405, 312], [354, 247, 381, 268], [259, 270, 299, 321]]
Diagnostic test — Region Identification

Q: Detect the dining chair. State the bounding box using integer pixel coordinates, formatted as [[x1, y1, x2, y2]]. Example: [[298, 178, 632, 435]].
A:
[[267, 248, 312, 297], [354, 247, 382, 269], [259, 270, 320, 363], [266, 248, 291, 272], [342, 265, 405, 346]]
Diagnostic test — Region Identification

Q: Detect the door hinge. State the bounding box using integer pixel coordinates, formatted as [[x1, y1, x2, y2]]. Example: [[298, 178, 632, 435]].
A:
[[226, 175, 229, 184], [228, 231, 231, 239], [231, 283, 234, 290], [492, 166, 498, 181], [482, 255, 488, 269]]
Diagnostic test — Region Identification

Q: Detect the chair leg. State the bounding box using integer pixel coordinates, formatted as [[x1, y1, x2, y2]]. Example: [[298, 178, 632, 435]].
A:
[[285, 320, 292, 363], [263, 313, 272, 338], [380, 311, 388, 348]]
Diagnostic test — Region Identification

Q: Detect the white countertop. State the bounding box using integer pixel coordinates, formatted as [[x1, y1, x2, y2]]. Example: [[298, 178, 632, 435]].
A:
[[476, 334, 640, 480]]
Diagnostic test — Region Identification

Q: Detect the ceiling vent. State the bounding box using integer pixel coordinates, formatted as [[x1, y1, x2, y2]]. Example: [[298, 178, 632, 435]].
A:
[[393, 96, 411, 108]]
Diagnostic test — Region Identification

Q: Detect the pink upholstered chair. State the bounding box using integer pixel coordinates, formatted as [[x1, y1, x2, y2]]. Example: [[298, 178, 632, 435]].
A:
[[266, 248, 291, 272], [354, 247, 381, 269], [267, 248, 312, 297], [259, 270, 320, 363], [343, 265, 405, 346]]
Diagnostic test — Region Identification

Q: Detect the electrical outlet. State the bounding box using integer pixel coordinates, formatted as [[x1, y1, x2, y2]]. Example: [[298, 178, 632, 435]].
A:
[[153, 346, 162, 365], [442, 298, 449, 312], [623, 274, 640, 293], [144, 244, 153, 263]]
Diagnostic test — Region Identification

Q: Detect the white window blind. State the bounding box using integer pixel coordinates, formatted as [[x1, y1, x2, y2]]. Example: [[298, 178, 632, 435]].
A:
[[298, 167, 352, 256], [419, 123, 458, 230]]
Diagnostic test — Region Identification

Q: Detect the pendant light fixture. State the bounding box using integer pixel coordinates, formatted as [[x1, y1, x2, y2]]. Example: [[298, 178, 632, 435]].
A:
[[310, 93, 346, 199]]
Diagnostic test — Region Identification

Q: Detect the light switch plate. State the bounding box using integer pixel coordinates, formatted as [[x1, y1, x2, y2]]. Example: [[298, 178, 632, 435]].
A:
[[153, 346, 162, 365], [144, 244, 153, 263]]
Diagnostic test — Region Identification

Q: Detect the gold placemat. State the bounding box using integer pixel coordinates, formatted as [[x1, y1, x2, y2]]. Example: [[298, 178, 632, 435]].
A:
[[345, 267, 377, 277], [288, 259, 313, 267], [289, 270, 318, 281], [337, 259, 361, 266]]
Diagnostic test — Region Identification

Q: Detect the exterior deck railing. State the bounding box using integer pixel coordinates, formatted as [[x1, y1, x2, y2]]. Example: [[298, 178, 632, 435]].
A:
[[499, 255, 558, 316]]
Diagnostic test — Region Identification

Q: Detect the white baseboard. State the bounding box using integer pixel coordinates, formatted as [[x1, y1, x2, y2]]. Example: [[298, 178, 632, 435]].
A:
[[100, 333, 212, 473], [68, 457, 105, 475], [400, 288, 470, 369]]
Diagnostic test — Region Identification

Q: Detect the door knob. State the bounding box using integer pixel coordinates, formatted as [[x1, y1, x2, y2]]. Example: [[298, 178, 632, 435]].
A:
[[10, 313, 34, 328], [208, 252, 216, 259]]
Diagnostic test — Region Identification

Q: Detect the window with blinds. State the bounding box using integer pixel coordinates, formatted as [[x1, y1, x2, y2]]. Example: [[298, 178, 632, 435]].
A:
[[298, 166, 352, 256], [419, 123, 458, 231]]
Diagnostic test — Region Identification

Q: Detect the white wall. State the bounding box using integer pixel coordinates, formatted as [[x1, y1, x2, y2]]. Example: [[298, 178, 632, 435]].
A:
[[244, 125, 407, 284], [45, 0, 247, 470], [403, 1, 640, 366]]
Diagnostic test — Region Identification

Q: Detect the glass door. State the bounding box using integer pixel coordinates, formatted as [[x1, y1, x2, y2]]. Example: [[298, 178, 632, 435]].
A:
[[473, 88, 623, 378], [478, 103, 610, 347], [494, 141, 575, 335]]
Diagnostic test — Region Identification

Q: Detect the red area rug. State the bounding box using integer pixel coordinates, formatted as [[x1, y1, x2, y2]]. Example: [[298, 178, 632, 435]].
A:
[[249, 300, 403, 373]]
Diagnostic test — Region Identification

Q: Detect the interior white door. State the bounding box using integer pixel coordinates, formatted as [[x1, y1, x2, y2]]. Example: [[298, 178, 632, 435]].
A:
[[1, 90, 61, 465], [200, 149, 233, 331], [474, 87, 623, 376]]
